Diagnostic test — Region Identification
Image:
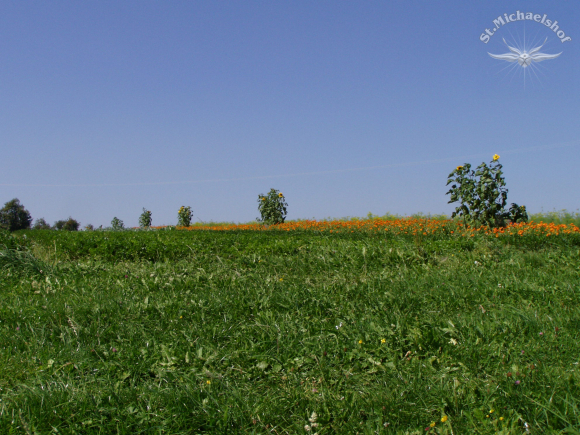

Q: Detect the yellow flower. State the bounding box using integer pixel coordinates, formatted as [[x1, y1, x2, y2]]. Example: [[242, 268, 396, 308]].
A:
[[499, 417, 504, 421], [489, 409, 494, 414], [206, 380, 211, 385], [261, 197, 266, 201], [456, 166, 463, 171], [381, 338, 386, 343], [358, 340, 363, 344], [180, 316, 183, 319], [278, 192, 284, 197], [279, 278, 283, 281], [441, 416, 448, 423], [493, 154, 500, 161], [430, 422, 436, 428]]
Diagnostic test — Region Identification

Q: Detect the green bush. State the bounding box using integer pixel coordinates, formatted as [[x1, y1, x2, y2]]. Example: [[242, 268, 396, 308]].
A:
[[257, 189, 288, 225], [33, 218, 52, 230], [0, 198, 32, 232], [0, 229, 19, 249], [54, 217, 80, 231]]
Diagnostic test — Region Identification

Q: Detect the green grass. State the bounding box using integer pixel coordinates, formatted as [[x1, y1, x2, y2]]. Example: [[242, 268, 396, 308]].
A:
[[1, 227, 579, 434], [529, 210, 580, 226]]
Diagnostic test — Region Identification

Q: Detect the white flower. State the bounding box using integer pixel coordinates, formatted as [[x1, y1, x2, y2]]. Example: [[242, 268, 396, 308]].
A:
[[309, 412, 318, 423], [304, 425, 311, 431]]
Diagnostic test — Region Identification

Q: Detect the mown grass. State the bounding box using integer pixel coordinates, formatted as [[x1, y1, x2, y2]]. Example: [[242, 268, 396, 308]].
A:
[[1, 226, 579, 434]]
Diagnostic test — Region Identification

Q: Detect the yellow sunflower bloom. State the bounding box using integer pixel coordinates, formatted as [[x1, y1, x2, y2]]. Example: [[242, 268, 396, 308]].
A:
[[278, 192, 284, 198], [456, 166, 463, 171], [493, 154, 500, 161]]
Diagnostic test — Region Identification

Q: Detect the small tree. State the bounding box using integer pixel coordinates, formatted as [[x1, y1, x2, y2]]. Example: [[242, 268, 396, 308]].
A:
[[111, 217, 124, 231], [139, 208, 152, 228], [62, 218, 80, 231], [0, 198, 32, 232], [33, 218, 52, 230], [257, 189, 288, 225]]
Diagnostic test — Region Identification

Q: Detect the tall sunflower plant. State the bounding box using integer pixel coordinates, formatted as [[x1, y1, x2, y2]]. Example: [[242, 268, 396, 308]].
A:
[[257, 189, 288, 226], [446, 154, 528, 228], [177, 206, 193, 227]]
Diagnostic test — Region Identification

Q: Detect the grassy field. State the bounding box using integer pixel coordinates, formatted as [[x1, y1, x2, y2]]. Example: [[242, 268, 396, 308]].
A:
[[1, 220, 579, 434]]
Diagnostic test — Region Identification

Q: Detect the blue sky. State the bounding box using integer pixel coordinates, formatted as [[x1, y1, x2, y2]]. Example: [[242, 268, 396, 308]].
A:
[[1, 0, 578, 227]]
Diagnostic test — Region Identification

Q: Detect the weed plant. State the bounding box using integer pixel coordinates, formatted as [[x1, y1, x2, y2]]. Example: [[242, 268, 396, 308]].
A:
[[0, 226, 579, 434]]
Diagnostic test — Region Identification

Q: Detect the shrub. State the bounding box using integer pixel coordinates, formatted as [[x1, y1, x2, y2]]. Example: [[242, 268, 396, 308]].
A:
[[0, 229, 16, 249], [257, 189, 288, 225], [33, 218, 52, 230], [0, 198, 32, 232], [177, 206, 193, 227], [54, 220, 65, 230], [139, 208, 152, 228], [54, 217, 80, 231], [111, 217, 125, 231], [446, 154, 528, 228]]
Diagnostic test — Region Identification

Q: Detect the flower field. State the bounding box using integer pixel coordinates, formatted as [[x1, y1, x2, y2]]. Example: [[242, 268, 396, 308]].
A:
[[163, 218, 580, 238], [1, 221, 579, 433]]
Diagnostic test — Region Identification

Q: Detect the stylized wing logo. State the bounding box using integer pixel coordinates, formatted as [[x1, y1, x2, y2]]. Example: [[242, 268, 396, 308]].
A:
[[488, 38, 562, 68]]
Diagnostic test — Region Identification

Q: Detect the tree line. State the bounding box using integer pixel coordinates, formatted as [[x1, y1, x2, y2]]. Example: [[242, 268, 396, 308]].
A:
[[0, 198, 80, 232]]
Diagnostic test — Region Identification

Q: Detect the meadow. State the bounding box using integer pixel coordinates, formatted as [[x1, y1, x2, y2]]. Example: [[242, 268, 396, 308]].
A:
[[1, 218, 579, 434]]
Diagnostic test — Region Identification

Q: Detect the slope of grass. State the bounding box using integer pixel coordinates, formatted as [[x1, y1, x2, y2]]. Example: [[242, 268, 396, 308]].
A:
[[1, 227, 579, 434]]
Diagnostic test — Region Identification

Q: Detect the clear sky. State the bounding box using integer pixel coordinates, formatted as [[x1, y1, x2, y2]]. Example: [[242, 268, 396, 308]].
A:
[[1, 0, 578, 227]]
